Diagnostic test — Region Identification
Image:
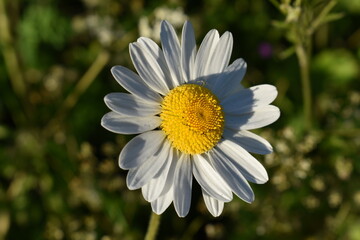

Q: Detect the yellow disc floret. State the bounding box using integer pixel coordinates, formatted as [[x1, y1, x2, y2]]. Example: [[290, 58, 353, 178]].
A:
[[160, 84, 224, 155]]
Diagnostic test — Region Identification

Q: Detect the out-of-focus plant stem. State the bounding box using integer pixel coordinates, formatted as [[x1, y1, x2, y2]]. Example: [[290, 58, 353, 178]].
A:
[[295, 0, 340, 131], [180, 217, 203, 240], [144, 212, 161, 240], [295, 42, 312, 130], [270, 0, 342, 131], [0, 0, 26, 97], [268, 0, 280, 8], [308, 0, 337, 35], [45, 50, 109, 136], [59, 50, 109, 116], [0, 0, 27, 125]]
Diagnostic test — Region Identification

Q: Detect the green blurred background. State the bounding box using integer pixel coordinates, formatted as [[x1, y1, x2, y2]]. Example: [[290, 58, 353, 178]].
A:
[[0, 0, 359, 239]]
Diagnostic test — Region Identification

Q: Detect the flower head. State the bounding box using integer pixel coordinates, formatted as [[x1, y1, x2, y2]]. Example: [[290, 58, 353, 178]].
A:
[[101, 20, 280, 217]]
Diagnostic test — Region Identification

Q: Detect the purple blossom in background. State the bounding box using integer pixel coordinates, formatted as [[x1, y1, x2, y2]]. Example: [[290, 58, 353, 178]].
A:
[[258, 42, 273, 59]]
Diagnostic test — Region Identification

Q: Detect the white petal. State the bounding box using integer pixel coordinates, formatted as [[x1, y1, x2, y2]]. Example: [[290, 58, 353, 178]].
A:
[[136, 37, 168, 71], [158, 148, 179, 194], [181, 21, 196, 82], [104, 93, 161, 117], [195, 29, 220, 78], [225, 105, 280, 130], [101, 112, 161, 134], [142, 140, 174, 202], [222, 84, 278, 114], [151, 186, 174, 215], [223, 128, 273, 155], [208, 58, 246, 99], [126, 137, 170, 190], [173, 154, 193, 217], [207, 31, 233, 75], [202, 189, 224, 217], [111, 66, 162, 103], [160, 20, 183, 86], [119, 130, 166, 169], [136, 37, 176, 90], [129, 43, 170, 95], [217, 139, 268, 184], [208, 149, 255, 203], [192, 154, 232, 202]]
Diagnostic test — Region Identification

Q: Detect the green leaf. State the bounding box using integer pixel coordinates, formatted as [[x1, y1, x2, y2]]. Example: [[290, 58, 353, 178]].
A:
[[312, 49, 359, 87], [339, 0, 360, 14], [17, 5, 71, 68]]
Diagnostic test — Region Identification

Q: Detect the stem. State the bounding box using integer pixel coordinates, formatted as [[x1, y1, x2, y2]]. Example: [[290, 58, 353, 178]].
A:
[[268, 0, 280, 9], [0, 0, 29, 126], [59, 50, 110, 117], [0, 0, 26, 97], [144, 212, 161, 240], [180, 217, 203, 240], [308, 0, 337, 35], [295, 43, 312, 130], [44, 50, 110, 136]]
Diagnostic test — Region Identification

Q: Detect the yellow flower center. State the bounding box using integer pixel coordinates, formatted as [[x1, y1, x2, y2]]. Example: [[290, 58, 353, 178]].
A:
[[160, 84, 224, 154]]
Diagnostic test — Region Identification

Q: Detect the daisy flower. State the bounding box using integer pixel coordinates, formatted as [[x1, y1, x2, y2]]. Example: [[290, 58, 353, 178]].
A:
[[101, 20, 280, 217]]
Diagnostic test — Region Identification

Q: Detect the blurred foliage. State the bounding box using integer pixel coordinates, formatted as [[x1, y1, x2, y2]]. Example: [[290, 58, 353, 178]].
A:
[[18, 4, 71, 68], [0, 0, 359, 239], [312, 49, 358, 87]]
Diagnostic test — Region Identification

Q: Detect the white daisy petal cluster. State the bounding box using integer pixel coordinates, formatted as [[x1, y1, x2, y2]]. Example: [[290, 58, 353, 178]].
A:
[[102, 20, 280, 217]]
